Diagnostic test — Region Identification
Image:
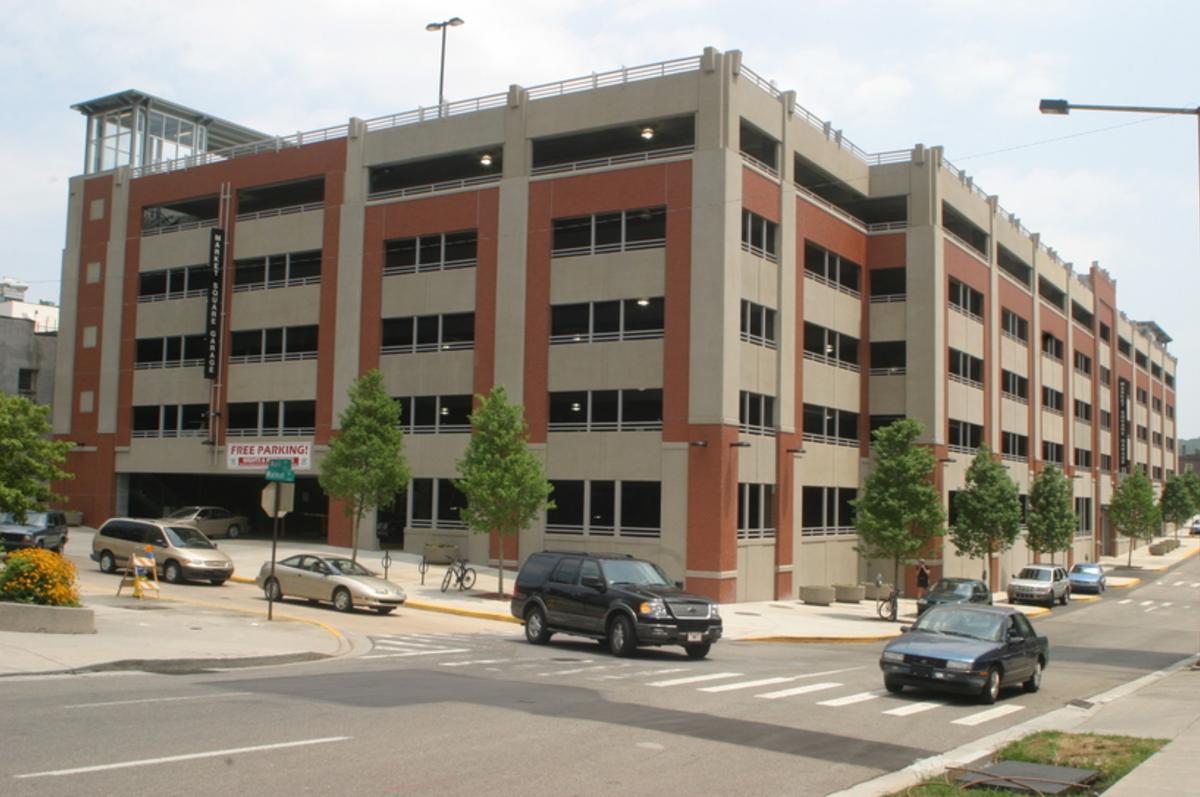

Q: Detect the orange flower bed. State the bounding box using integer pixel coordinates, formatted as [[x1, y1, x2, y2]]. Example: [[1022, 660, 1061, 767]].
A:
[[0, 548, 81, 607]]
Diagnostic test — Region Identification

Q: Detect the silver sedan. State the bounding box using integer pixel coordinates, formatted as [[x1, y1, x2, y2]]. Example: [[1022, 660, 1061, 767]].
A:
[[256, 554, 407, 614], [163, 506, 250, 539]]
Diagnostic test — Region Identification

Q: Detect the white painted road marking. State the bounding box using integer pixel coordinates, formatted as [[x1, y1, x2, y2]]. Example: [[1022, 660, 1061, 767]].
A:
[[539, 666, 610, 677], [361, 648, 471, 659], [817, 690, 887, 707], [883, 701, 941, 716], [1140, 600, 1154, 606], [1119, 599, 1132, 605], [699, 676, 796, 693], [439, 659, 510, 667], [648, 672, 743, 687], [755, 682, 842, 700], [15, 736, 351, 779], [952, 704, 1024, 726], [63, 692, 252, 710], [1161, 602, 1173, 608]]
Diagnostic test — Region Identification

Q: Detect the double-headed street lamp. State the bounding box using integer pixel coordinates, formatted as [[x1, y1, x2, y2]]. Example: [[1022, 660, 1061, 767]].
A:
[[1038, 98, 1200, 256], [426, 16, 465, 116]]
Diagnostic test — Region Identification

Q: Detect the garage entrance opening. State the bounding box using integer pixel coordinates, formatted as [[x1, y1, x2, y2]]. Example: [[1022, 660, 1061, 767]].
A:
[[126, 473, 330, 540]]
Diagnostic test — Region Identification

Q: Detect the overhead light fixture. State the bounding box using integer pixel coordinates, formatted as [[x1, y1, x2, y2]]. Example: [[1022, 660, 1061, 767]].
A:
[[570, 402, 581, 412], [689, 440, 708, 448], [440, 406, 449, 416], [479, 153, 494, 167], [636, 298, 650, 306], [640, 126, 655, 140]]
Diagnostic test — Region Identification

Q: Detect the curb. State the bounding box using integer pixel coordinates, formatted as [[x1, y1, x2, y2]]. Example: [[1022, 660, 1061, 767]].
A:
[[738, 633, 899, 644], [1108, 578, 1142, 588], [0, 651, 333, 679], [404, 599, 520, 625], [144, 593, 351, 655], [1070, 594, 1102, 602], [231, 575, 256, 585]]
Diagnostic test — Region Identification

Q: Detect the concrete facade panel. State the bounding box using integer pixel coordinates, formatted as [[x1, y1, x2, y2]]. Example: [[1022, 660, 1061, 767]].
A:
[[233, 211, 323, 258], [548, 340, 663, 390]]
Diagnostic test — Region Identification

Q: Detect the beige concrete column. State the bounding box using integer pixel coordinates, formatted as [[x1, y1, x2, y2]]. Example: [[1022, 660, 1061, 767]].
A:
[[97, 166, 131, 434], [1029, 234, 1043, 465], [332, 117, 368, 420], [493, 84, 530, 402], [776, 92, 798, 434], [54, 176, 86, 434], [904, 145, 944, 445], [986, 196, 1001, 444]]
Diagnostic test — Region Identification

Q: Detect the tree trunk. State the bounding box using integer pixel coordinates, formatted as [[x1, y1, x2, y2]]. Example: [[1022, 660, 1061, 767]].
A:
[[1127, 535, 1133, 567], [892, 557, 900, 599], [350, 505, 362, 565]]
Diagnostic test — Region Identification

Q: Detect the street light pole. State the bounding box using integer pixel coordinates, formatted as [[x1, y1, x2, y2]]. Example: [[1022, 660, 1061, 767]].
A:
[[1038, 98, 1200, 261], [426, 16, 464, 117]]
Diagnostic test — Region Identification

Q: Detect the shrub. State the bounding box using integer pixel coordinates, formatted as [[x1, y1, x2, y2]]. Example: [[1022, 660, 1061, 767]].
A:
[[0, 549, 81, 607]]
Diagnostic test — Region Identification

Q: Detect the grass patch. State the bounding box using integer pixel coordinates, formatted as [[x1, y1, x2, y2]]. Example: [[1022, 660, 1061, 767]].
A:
[[889, 731, 1166, 796]]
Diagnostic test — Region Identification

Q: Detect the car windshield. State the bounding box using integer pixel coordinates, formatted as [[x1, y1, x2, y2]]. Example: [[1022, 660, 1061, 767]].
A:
[[164, 526, 215, 549], [914, 608, 1004, 642], [1071, 564, 1101, 575], [0, 512, 46, 527], [327, 558, 374, 577], [167, 508, 199, 519], [929, 580, 973, 596], [1017, 568, 1052, 581], [602, 559, 672, 587]]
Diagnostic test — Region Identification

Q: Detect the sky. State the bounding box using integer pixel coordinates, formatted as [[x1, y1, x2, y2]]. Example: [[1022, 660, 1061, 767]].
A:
[[2, 0, 1197, 437]]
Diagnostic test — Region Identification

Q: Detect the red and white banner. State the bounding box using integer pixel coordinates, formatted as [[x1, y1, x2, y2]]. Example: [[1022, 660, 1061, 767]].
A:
[[226, 442, 312, 471]]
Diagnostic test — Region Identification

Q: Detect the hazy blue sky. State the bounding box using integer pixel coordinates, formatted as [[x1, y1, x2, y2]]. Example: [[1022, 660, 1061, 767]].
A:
[[3, 1, 1196, 437]]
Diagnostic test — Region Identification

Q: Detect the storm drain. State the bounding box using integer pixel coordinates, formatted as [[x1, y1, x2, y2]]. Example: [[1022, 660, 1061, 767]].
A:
[[956, 761, 1098, 793]]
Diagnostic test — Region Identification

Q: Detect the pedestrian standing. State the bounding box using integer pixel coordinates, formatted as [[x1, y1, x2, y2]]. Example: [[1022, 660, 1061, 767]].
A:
[[916, 559, 931, 597]]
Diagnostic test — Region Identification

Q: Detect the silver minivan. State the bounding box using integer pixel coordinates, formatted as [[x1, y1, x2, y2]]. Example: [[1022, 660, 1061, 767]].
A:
[[92, 518, 234, 585]]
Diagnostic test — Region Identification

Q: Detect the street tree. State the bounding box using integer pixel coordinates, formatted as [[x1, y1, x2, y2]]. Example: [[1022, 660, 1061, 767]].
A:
[[1109, 467, 1161, 566], [852, 418, 945, 597], [1158, 474, 1195, 538], [1026, 465, 1076, 565], [1181, 470, 1200, 514], [455, 385, 553, 598], [318, 369, 410, 564], [948, 444, 1022, 591], [0, 393, 74, 520]]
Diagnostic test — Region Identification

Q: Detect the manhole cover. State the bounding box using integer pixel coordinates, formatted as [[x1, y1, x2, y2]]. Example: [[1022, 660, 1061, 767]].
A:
[[1067, 698, 1094, 709]]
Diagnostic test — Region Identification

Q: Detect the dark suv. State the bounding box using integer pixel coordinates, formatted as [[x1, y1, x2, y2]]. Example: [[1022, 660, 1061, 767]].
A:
[[0, 510, 69, 553], [511, 551, 722, 659]]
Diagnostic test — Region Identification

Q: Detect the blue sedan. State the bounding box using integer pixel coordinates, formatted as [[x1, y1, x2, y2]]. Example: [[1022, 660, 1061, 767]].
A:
[[879, 605, 1049, 704], [1068, 562, 1106, 594]]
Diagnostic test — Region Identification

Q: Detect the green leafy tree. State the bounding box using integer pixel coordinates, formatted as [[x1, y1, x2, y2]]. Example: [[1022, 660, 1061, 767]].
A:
[[1181, 470, 1200, 514], [455, 385, 553, 598], [1110, 467, 1161, 566], [948, 445, 1022, 591], [852, 418, 945, 597], [1026, 465, 1076, 565], [0, 394, 74, 520], [1159, 474, 1195, 538], [318, 370, 410, 564]]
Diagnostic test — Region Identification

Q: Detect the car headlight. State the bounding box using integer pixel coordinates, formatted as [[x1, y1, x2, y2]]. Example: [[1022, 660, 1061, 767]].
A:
[[638, 599, 670, 619], [709, 604, 720, 618], [945, 660, 972, 672], [881, 651, 904, 663]]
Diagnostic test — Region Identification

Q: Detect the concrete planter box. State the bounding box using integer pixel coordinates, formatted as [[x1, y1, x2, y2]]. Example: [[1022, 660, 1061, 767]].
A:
[[800, 585, 835, 606], [64, 510, 84, 527], [422, 543, 460, 564], [834, 584, 866, 604], [863, 583, 894, 600], [0, 601, 94, 634]]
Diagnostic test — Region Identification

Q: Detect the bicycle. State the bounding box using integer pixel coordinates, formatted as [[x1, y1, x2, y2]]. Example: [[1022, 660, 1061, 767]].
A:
[[441, 556, 477, 592], [874, 574, 898, 622]]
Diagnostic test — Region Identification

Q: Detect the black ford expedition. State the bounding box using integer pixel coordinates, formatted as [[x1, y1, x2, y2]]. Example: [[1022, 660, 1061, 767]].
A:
[[511, 551, 722, 659]]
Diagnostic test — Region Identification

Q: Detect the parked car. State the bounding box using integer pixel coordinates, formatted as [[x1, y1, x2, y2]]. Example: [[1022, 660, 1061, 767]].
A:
[[1191, 522, 1200, 536], [256, 554, 407, 614], [92, 518, 234, 585], [879, 604, 1049, 704], [1007, 564, 1070, 607], [1068, 562, 1107, 594], [917, 577, 992, 616], [511, 551, 722, 659], [162, 506, 249, 539], [0, 510, 69, 553]]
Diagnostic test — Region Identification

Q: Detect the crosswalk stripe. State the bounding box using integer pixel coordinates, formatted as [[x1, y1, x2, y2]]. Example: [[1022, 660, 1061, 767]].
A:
[[1119, 599, 1132, 605], [817, 690, 887, 707], [642, 668, 688, 676], [372, 640, 449, 649], [699, 677, 796, 693], [439, 659, 509, 667], [1174, 581, 1186, 587], [1146, 606, 1158, 612], [883, 701, 941, 716], [647, 672, 743, 687], [953, 704, 1024, 726], [1161, 602, 1173, 608], [540, 666, 610, 677], [1139, 600, 1154, 606], [755, 682, 841, 700], [361, 648, 471, 659]]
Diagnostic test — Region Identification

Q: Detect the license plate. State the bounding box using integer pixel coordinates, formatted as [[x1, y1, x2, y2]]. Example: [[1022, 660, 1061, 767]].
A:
[[687, 631, 702, 643], [912, 665, 932, 677]]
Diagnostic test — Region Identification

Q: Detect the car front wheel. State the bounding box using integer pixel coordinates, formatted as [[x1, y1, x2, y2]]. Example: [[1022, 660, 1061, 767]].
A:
[[684, 642, 711, 660], [226, 525, 241, 539], [333, 587, 354, 612], [980, 668, 1001, 705], [263, 577, 282, 601], [163, 560, 185, 584], [608, 615, 637, 658], [524, 606, 551, 644], [884, 676, 904, 694], [98, 550, 116, 574]]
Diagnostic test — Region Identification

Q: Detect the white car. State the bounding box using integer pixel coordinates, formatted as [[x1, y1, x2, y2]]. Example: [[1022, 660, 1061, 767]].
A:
[[1007, 564, 1070, 607]]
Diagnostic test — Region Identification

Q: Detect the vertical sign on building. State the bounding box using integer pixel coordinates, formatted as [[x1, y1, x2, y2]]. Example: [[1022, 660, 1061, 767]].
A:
[[204, 228, 225, 379], [1117, 377, 1130, 473]]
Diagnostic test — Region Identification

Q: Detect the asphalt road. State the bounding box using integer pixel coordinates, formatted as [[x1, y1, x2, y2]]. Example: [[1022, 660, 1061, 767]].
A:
[[4, 555, 1196, 796]]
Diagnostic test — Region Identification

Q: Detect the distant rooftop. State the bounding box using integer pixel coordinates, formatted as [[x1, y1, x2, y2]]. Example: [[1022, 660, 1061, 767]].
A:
[[1135, 320, 1172, 345]]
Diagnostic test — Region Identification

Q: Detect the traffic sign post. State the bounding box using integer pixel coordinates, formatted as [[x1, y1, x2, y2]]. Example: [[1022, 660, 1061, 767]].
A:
[[262, 465, 295, 621]]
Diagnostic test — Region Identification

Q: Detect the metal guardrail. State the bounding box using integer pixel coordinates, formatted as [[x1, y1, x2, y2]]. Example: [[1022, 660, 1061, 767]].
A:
[[551, 237, 665, 259], [526, 56, 701, 100], [383, 258, 477, 277], [869, 294, 906, 304], [231, 275, 321, 293], [740, 151, 780, 178], [803, 350, 861, 374], [236, 202, 324, 222], [368, 174, 501, 202], [805, 269, 862, 300], [532, 146, 692, 177], [141, 218, 218, 237]]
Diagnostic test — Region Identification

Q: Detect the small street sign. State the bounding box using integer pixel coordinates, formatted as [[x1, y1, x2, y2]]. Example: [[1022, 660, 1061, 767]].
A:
[[265, 458, 295, 483]]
